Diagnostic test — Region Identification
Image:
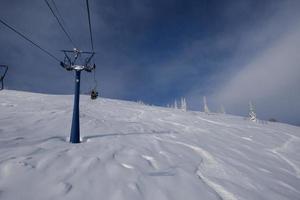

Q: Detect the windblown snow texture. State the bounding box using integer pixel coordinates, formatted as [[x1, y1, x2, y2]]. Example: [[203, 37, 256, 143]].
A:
[[0, 90, 299, 200]]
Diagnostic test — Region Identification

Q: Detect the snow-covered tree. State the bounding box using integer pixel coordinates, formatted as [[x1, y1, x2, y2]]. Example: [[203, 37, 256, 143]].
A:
[[174, 100, 178, 109], [220, 105, 226, 114], [249, 101, 257, 122], [203, 96, 210, 114], [180, 97, 187, 111], [137, 100, 144, 105]]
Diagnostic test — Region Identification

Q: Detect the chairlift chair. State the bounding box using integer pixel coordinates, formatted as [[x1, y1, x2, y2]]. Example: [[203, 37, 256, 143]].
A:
[[90, 89, 98, 100], [89, 63, 98, 100]]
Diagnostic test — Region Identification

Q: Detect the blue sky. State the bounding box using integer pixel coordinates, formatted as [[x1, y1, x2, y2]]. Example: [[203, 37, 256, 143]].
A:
[[1, 0, 300, 125]]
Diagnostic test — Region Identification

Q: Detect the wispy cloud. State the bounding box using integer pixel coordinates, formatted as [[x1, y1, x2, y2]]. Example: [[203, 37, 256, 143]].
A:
[[185, 0, 300, 125], [212, 26, 300, 124]]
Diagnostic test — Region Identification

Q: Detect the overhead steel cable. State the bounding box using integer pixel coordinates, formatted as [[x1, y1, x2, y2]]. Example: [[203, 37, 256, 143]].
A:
[[44, 0, 77, 48], [85, 0, 97, 94], [86, 0, 94, 52], [0, 18, 60, 62], [51, 0, 67, 28]]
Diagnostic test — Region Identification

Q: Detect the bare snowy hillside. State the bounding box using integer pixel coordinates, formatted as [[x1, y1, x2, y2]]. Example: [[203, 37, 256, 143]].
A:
[[0, 90, 300, 200]]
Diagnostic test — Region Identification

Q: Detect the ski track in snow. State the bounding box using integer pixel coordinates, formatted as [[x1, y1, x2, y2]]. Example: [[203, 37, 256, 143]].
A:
[[121, 163, 135, 169], [141, 155, 159, 169], [270, 133, 300, 178], [156, 117, 190, 132], [196, 116, 231, 127], [154, 136, 237, 200], [196, 170, 237, 200]]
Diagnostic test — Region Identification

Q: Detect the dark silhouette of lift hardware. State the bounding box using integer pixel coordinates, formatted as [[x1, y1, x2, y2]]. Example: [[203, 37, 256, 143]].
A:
[[60, 48, 96, 143], [0, 65, 8, 90]]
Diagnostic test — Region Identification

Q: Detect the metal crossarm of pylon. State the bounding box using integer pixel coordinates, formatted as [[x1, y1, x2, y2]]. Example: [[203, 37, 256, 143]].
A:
[[60, 48, 96, 143], [0, 65, 8, 91], [60, 48, 95, 72]]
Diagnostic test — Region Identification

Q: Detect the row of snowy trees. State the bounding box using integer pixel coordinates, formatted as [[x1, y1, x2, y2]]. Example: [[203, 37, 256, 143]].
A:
[[167, 97, 187, 111], [168, 96, 258, 122]]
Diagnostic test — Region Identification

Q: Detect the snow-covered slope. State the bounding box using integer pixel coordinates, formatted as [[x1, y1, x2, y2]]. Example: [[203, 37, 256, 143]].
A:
[[0, 90, 300, 200]]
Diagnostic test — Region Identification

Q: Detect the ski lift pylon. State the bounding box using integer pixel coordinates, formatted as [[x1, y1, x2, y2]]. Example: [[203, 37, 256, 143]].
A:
[[60, 48, 98, 143], [0, 65, 8, 90]]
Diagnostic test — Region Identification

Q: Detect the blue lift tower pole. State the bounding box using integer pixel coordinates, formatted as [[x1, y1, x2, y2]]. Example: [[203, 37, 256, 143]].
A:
[[70, 70, 81, 143], [60, 48, 95, 143]]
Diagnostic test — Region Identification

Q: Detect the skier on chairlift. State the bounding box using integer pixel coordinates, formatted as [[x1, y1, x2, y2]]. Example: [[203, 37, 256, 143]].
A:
[[90, 89, 98, 100]]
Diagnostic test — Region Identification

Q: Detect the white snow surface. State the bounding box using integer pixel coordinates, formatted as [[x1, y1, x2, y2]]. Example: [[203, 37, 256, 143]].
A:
[[0, 90, 300, 200]]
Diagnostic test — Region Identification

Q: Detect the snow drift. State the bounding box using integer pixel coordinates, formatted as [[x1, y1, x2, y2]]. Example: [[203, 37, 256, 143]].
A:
[[0, 90, 299, 200]]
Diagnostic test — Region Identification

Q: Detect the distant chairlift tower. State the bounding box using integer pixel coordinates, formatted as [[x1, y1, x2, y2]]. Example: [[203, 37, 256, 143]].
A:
[[60, 48, 95, 143], [0, 65, 8, 90]]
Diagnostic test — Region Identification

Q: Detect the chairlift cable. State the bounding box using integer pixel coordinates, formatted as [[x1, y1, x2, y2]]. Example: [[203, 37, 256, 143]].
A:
[[93, 65, 97, 89], [85, 0, 98, 96], [0, 18, 60, 62], [44, 0, 77, 48], [51, 0, 67, 29], [86, 0, 94, 52], [51, 0, 74, 44]]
